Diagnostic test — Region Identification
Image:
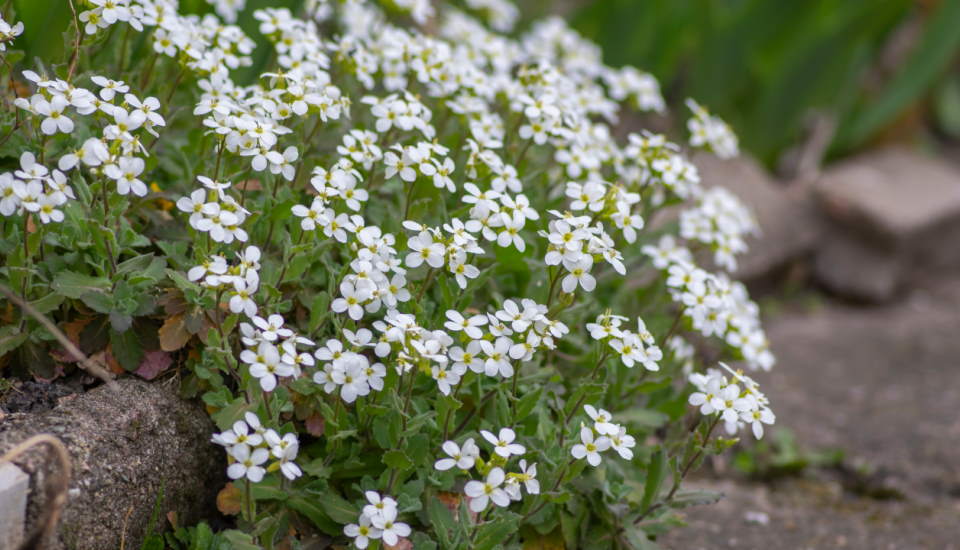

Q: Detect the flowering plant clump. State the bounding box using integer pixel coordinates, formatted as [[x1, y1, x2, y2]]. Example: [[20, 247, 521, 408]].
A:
[[0, 0, 776, 548]]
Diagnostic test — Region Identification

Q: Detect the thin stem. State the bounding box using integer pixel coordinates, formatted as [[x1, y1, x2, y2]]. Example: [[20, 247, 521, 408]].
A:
[[0, 283, 118, 389], [402, 180, 417, 220], [244, 478, 253, 523], [450, 387, 498, 438], [164, 66, 187, 106], [559, 350, 611, 447], [414, 267, 436, 303], [139, 47, 159, 90], [117, 24, 132, 73], [66, 0, 83, 81], [632, 415, 722, 525], [262, 389, 273, 420]]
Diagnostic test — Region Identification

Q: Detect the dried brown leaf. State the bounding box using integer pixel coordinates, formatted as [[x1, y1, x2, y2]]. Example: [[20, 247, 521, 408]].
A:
[[158, 314, 191, 351]]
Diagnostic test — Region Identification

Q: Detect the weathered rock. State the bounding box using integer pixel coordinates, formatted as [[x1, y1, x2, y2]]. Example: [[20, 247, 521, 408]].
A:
[[816, 147, 960, 245], [813, 230, 904, 302], [0, 464, 28, 550], [813, 147, 960, 300], [694, 153, 824, 281], [0, 379, 223, 550]]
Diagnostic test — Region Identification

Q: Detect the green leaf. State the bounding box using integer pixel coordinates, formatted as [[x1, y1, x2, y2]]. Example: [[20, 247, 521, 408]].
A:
[[110, 328, 144, 371], [640, 448, 667, 512], [28, 293, 64, 315], [474, 512, 521, 550], [515, 387, 542, 420], [617, 408, 669, 430], [425, 494, 455, 547], [0, 325, 29, 357], [52, 270, 111, 299], [411, 532, 438, 550], [669, 489, 723, 509], [219, 530, 261, 550], [286, 497, 342, 536], [383, 450, 413, 470], [313, 490, 358, 524]]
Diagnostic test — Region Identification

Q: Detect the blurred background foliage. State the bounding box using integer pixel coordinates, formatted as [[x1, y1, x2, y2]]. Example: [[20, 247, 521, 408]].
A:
[[8, 0, 960, 169], [572, 0, 960, 168]]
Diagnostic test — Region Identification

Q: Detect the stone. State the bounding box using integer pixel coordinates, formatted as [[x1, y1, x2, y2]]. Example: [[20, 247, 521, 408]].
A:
[[813, 230, 904, 302], [812, 147, 960, 301], [815, 147, 960, 246], [693, 153, 823, 281], [0, 379, 223, 550], [0, 463, 29, 550]]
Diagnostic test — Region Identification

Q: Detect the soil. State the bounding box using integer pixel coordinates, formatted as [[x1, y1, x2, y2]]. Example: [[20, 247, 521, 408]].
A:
[[0, 378, 83, 414], [659, 274, 960, 549]]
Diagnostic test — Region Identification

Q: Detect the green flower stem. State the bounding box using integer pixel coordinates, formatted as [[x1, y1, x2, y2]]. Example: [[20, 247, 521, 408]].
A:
[[633, 414, 722, 525], [559, 349, 611, 449]]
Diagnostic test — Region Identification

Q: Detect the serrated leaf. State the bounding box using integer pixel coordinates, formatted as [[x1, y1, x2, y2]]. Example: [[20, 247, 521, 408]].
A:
[[52, 270, 111, 299], [474, 513, 521, 550], [515, 387, 542, 420], [383, 450, 413, 470], [28, 293, 64, 315]]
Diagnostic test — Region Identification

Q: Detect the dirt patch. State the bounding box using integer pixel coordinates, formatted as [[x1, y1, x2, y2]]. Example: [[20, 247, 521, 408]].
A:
[[0, 379, 82, 414]]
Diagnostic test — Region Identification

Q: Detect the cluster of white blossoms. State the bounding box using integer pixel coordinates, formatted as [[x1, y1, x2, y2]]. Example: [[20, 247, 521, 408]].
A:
[[176, 176, 250, 244], [587, 314, 663, 371], [240, 314, 316, 392], [680, 187, 758, 271], [688, 363, 775, 439], [686, 99, 739, 159], [313, 332, 387, 403], [211, 412, 303, 482], [571, 405, 637, 466], [344, 492, 412, 549], [0, 14, 24, 51], [436, 428, 539, 513], [188, 245, 262, 318], [0, 72, 164, 225], [643, 236, 774, 371], [0, 0, 780, 534]]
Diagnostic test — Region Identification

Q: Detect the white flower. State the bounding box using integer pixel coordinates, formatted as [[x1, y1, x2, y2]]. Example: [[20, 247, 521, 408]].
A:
[[481, 427, 525, 458], [444, 310, 488, 339], [584, 405, 618, 436], [609, 426, 636, 460], [434, 438, 480, 471], [370, 507, 411, 547], [344, 515, 381, 550], [406, 231, 445, 269], [571, 426, 611, 466], [227, 445, 269, 482], [35, 96, 74, 135], [561, 258, 596, 293], [464, 467, 509, 512], [362, 492, 398, 522], [480, 337, 514, 378], [332, 281, 371, 321], [431, 364, 461, 396]]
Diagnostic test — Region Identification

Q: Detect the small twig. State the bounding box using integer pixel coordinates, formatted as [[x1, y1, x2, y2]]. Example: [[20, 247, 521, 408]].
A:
[[66, 0, 82, 81], [0, 283, 118, 390], [1, 434, 72, 550]]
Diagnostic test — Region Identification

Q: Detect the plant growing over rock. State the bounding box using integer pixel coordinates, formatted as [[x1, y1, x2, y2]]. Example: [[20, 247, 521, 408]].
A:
[[0, 0, 776, 547]]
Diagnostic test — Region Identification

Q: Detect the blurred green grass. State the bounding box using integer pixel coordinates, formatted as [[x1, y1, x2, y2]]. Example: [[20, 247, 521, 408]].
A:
[[572, 0, 960, 165]]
